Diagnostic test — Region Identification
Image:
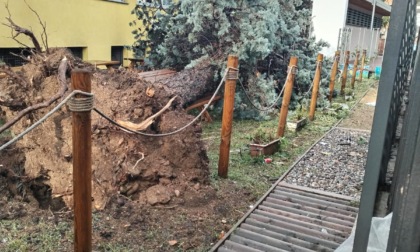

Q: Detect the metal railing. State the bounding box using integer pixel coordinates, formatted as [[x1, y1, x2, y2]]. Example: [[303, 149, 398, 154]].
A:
[[353, 0, 418, 251]]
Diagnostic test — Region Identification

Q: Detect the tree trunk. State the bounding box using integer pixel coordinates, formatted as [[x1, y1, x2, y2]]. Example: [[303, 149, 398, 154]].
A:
[[158, 63, 218, 105]]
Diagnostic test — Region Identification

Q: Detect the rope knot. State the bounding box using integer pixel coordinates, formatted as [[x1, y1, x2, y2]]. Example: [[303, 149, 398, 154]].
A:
[[227, 67, 239, 80], [288, 65, 298, 75], [68, 94, 94, 112]]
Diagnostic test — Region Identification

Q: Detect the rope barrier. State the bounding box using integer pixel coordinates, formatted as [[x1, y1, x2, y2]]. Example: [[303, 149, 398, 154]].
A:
[[1, 61, 322, 146], [0, 90, 93, 152], [0, 68, 231, 149], [237, 65, 297, 112], [94, 67, 231, 137]]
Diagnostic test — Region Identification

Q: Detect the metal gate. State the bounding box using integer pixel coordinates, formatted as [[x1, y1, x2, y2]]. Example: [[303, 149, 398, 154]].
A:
[[352, 0, 418, 251]]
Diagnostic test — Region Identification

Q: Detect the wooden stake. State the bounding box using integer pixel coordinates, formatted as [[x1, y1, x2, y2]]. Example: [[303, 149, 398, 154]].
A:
[[328, 51, 340, 102], [277, 56, 298, 137], [309, 53, 324, 121], [218, 55, 239, 178], [351, 50, 360, 89], [340, 51, 350, 96], [359, 49, 366, 81], [71, 70, 92, 252]]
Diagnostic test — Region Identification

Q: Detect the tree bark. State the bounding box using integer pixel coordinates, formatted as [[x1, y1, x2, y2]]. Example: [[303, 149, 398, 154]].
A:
[[158, 63, 218, 105]]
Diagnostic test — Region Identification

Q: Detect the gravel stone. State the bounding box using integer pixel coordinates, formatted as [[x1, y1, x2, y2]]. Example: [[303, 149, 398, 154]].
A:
[[284, 128, 370, 199]]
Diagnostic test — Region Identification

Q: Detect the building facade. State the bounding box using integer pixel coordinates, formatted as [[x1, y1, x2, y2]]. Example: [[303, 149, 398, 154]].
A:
[[312, 0, 391, 57], [0, 0, 141, 67]]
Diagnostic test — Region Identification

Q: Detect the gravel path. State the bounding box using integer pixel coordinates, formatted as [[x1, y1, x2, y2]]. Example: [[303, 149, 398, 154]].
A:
[[284, 128, 370, 199]]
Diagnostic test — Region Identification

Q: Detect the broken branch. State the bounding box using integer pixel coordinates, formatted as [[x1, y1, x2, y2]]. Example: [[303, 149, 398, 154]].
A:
[[24, 0, 48, 52], [3, 3, 42, 52], [117, 96, 177, 131]]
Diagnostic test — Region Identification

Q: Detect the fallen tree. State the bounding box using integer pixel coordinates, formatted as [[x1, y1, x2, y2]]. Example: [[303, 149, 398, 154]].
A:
[[131, 0, 329, 119], [0, 6, 209, 210]]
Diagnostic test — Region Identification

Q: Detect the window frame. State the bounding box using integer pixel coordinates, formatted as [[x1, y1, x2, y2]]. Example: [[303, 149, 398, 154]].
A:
[[104, 0, 128, 4]]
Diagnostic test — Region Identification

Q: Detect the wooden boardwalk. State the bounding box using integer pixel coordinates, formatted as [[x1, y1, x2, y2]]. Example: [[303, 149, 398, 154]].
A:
[[211, 182, 358, 252]]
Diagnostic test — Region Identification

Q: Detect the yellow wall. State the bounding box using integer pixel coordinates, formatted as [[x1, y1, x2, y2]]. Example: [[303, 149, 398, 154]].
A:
[[0, 0, 139, 66]]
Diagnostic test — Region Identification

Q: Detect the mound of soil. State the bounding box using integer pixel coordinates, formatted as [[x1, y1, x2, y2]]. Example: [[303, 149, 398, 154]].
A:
[[0, 48, 209, 210]]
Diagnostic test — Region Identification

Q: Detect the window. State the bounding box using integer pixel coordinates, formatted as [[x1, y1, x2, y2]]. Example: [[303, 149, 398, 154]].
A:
[[67, 47, 84, 60], [346, 8, 382, 29], [0, 48, 31, 67], [111, 46, 124, 64]]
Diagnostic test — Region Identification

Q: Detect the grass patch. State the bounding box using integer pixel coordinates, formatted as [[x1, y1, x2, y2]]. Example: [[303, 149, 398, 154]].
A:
[[0, 118, 13, 140], [204, 78, 375, 197], [0, 219, 72, 251]]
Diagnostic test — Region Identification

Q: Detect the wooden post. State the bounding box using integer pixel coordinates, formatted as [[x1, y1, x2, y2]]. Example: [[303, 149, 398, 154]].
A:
[[277, 56, 298, 137], [309, 53, 324, 121], [340, 51, 350, 96], [359, 49, 367, 81], [351, 50, 360, 89], [71, 70, 92, 252], [328, 51, 340, 102], [218, 55, 239, 178]]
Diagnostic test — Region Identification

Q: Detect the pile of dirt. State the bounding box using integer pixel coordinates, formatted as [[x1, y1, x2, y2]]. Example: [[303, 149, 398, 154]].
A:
[[0, 48, 209, 210]]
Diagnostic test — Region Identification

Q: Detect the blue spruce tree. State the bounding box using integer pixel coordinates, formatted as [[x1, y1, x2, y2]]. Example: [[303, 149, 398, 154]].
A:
[[131, 0, 328, 119]]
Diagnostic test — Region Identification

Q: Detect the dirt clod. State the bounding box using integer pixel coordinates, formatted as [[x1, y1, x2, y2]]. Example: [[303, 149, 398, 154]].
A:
[[145, 184, 172, 205]]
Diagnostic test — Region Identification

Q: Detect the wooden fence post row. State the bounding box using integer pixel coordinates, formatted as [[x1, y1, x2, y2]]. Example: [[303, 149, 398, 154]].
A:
[[218, 55, 239, 178], [277, 56, 298, 137], [359, 49, 367, 81], [340, 51, 350, 96], [309, 53, 324, 121], [71, 70, 92, 252], [329, 51, 340, 102], [351, 50, 360, 89]]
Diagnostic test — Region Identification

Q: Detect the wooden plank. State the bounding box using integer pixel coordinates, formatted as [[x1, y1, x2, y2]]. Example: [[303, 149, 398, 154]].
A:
[[217, 246, 236, 252], [245, 218, 340, 249], [237, 227, 315, 252], [223, 240, 263, 252], [277, 186, 352, 205], [141, 74, 176, 82], [278, 182, 356, 202], [254, 209, 348, 238], [249, 213, 346, 244], [185, 95, 222, 111], [264, 197, 355, 225], [271, 191, 358, 215], [258, 205, 352, 234], [138, 69, 176, 77], [230, 234, 286, 252], [87, 60, 120, 66], [261, 201, 354, 228]]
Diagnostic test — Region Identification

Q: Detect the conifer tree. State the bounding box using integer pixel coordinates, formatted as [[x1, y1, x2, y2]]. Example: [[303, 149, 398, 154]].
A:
[[131, 0, 329, 119]]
